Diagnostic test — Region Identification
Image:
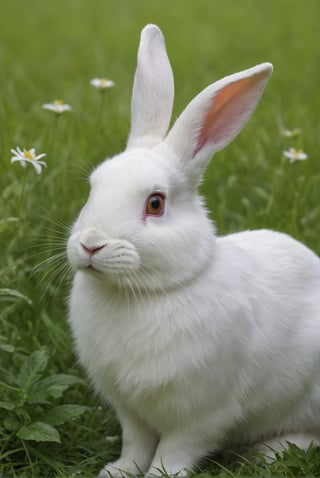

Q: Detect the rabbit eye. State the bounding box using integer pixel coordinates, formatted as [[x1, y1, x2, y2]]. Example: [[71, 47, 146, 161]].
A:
[[145, 193, 165, 217]]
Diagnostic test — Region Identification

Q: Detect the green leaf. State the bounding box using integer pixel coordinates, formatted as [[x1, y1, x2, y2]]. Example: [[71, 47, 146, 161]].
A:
[[3, 415, 20, 431], [0, 288, 32, 305], [17, 349, 49, 390], [45, 404, 89, 426], [0, 380, 23, 408], [0, 400, 17, 410], [0, 343, 15, 353], [17, 422, 60, 443], [0, 335, 15, 352], [14, 407, 31, 423], [31, 373, 86, 400], [0, 380, 21, 393], [0, 366, 20, 387]]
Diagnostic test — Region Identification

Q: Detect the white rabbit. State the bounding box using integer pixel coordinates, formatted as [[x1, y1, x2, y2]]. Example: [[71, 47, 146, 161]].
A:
[[67, 24, 320, 477]]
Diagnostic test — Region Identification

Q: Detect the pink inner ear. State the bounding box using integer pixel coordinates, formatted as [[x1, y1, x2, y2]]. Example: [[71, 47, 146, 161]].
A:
[[194, 73, 265, 156]]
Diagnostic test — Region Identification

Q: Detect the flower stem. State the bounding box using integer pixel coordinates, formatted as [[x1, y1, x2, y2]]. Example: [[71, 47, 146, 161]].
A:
[[18, 169, 27, 218], [97, 91, 107, 129], [50, 113, 61, 156]]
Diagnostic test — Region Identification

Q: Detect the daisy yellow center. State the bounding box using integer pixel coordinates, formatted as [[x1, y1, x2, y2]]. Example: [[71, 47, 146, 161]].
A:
[[101, 78, 109, 85], [23, 150, 35, 160], [53, 99, 65, 105], [292, 149, 302, 157]]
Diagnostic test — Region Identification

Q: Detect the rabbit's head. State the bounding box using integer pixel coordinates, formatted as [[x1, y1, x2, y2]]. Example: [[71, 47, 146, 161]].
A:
[[67, 25, 272, 292]]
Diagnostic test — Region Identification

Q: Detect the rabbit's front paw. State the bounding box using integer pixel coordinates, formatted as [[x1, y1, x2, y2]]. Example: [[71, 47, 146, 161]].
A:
[[97, 460, 139, 478]]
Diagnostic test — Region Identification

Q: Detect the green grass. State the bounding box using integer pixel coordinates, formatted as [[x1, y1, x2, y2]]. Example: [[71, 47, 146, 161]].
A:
[[1, 0, 320, 476]]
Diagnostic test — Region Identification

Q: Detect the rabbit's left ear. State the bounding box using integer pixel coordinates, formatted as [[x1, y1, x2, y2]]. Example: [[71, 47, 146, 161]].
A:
[[165, 63, 273, 182], [127, 24, 174, 150]]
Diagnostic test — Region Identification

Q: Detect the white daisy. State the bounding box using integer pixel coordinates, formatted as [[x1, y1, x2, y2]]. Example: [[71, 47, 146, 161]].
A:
[[283, 147, 308, 164], [42, 99, 72, 114], [11, 147, 47, 174], [90, 78, 115, 90]]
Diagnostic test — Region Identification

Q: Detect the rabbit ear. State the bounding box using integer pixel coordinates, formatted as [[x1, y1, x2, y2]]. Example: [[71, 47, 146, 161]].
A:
[[126, 24, 174, 150], [165, 63, 273, 182]]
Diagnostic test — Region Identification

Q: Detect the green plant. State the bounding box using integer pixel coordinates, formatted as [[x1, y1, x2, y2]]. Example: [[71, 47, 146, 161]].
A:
[[0, 349, 88, 462]]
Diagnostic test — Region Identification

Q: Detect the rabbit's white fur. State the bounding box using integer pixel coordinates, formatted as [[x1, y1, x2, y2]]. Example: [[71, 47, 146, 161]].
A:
[[67, 25, 320, 477]]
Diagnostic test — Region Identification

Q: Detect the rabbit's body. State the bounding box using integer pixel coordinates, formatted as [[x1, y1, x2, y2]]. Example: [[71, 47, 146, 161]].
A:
[[67, 25, 320, 476], [69, 229, 320, 437]]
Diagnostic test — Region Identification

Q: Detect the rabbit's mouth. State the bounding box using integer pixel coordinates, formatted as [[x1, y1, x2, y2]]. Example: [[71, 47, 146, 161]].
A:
[[85, 264, 102, 274], [67, 230, 141, 279]]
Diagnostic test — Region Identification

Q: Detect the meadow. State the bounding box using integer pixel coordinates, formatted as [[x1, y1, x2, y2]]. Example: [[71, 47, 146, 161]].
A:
[[1, 0, 320, 476]]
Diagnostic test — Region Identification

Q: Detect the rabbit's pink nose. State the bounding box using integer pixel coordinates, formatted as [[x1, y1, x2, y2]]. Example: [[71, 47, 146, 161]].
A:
[[81, 243, 106, 256]]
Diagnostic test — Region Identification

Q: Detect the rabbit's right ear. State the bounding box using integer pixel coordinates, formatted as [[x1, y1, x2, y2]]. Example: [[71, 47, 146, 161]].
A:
[[164, 63, 273, 185], [126, 25, 174, 150]]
